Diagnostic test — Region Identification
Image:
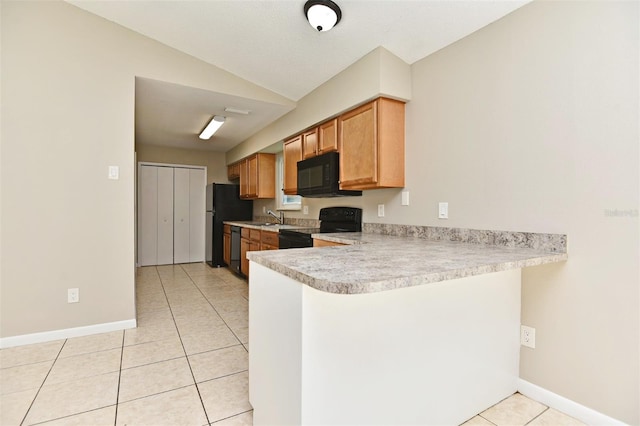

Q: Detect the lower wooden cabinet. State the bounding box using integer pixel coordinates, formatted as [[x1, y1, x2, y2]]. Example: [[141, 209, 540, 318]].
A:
[[240, 227, 261, 278], [261, 230, 279, 250]]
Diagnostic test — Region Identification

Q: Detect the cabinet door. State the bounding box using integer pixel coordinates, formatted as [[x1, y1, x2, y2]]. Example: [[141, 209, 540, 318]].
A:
[[157, 166, 175, 265], [240, 238, 249, 276], [255, 153, 276, 198], [283, 136, 302, 195], [189, 168, 206, 262], [302, 128, 319, 159], [138, 165, 158, 266], [339, 100, 378, 188], [318, 119, 338, 154], [239, 159, 249, 198], [247, 155, 258, 198]]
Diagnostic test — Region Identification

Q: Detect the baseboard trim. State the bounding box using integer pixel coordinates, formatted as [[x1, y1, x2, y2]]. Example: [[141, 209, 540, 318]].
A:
[[517, 379, 626, 425], [0, 319, 137, 349]]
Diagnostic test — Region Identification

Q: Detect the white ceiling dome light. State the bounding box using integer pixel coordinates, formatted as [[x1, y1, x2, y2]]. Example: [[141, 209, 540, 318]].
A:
[[304, 0, 342, 32]]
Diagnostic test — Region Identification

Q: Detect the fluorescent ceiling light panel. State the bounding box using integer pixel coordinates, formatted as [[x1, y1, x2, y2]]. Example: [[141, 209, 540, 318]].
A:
[[199, 115, 225, 140]]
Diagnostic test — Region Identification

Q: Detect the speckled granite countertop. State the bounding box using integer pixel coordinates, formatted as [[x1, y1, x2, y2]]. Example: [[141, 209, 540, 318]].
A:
[[246, 232, 567, 295]]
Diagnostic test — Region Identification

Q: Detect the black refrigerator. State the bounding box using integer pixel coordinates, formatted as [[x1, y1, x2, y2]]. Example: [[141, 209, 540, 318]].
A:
[[205, 183, 253, 267]]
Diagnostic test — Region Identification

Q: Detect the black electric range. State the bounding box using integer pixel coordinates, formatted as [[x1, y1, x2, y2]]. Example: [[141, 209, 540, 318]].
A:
[[279, 207, 362, 249]]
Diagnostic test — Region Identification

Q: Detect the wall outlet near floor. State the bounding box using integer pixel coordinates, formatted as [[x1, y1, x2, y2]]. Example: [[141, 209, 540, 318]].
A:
[[521, 325, 535, 348], [67, 288, 79, 303], [377, 204, 385, 217]]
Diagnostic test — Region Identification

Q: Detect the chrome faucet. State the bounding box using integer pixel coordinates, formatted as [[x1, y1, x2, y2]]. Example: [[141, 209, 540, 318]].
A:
[[267, 209, 284, 224]]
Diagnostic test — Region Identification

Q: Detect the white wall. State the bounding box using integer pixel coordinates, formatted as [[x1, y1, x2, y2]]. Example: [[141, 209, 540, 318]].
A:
[[0, 1, 292, 340]]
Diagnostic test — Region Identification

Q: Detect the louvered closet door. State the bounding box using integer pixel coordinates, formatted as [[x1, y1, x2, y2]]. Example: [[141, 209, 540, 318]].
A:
[[188, 168, 206, 262], [138, 165, 158, 266], [173, 168, 191, 264], [156, 167, 175, 265]]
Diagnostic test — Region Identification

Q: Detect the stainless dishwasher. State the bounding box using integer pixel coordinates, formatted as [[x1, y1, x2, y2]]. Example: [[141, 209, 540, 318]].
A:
[[230, 226, 242, 275]]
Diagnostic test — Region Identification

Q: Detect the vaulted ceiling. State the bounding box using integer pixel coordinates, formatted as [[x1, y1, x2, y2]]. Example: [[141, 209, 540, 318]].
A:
[[69, 0, 531, 152]]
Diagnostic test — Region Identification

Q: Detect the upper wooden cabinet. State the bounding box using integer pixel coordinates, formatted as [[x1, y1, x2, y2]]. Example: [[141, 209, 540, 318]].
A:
[[283, 135, 303, 195], [239, 153, 276, 199], [318, 118, 338, 155], [302, 129, 319, 160], [301, 119, 338, 160], [227, 162, 241, 180], [338, 98, 405, 190]]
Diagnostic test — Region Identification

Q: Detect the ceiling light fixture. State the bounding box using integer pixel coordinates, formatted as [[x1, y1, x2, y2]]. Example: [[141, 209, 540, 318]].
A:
[[199, 115, 225, 140], [304, 0, 341, 32]]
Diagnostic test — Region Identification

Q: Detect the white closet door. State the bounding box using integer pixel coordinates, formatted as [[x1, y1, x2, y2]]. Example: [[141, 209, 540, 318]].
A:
[[138, 165, 158, 266], [189, 168, 206, 262], [157, 167, 174, 265], [173, 168, 191, 264]]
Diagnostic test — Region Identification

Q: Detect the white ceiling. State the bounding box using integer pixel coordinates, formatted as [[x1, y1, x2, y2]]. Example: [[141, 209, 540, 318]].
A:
[[69, 0, 531, 152]]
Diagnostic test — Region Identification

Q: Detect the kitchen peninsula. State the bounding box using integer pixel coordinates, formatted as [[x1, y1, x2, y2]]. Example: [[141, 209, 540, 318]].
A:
[[247, 227, 567, 425]]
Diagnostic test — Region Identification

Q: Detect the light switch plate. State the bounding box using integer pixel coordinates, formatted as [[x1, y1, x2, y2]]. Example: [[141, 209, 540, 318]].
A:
[[438, 202, 448, 219], [401, 191, 410, 206], [108, 166, 119, 180]]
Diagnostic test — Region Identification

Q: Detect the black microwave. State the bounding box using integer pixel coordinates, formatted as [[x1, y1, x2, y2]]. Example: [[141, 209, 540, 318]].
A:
[[296, 152, 362, 198]]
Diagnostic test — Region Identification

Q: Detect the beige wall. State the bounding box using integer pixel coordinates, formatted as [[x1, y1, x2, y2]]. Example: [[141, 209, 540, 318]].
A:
[[135, 144, 229, 185], [252, 1, 639, 423], [0, 1, 291, 339], [227, 47, 412, 163], [406, 2, 638, 423], [2, 0, 638, 422]]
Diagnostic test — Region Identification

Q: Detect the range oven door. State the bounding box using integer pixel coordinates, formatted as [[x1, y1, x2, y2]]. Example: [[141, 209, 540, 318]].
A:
[[278, 231, 313, 249]]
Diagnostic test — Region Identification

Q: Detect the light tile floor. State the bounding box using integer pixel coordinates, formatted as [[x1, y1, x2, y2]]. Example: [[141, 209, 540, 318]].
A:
[[0, 263, 585, 426]]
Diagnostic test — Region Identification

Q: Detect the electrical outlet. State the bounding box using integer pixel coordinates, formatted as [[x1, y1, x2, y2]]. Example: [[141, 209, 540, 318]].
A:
[[68, 288, 79, 304], [521, 325, 535, 348], [303, 205, 309, 215], [262, 206, 266, 214], [377, 204, 385, 217]]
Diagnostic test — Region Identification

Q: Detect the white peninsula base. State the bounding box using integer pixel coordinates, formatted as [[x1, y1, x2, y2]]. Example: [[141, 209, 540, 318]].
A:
[[249, 262, 522, 425]]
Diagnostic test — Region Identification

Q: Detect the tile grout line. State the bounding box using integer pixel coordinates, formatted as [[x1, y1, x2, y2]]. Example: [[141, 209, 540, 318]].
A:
[[209, 408, 253, 425], [113, 267, 152, 426], [178, 264, 251, 422], [157, 264, 211, 425], [19, 339, 67, 426], [524, 406, 550, 425], [182, 267, 246, 345]]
